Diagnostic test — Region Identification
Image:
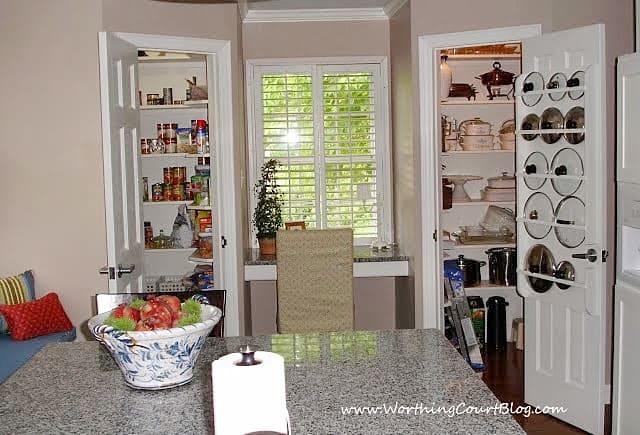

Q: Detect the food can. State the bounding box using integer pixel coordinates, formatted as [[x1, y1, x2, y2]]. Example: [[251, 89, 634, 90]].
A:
[[163, 167, 171, 184], [184, 182, 193, 200], [178, 166, 187, 183], [149, 138, 164, 154], [147, 94, 160, 105], [171, 166, 181, 184], [165, 139, 177, 154], [172, 184, 185, 201], [141, 138, 150, 154], [144, 222, 153, 248], [162, 87, 173, 105], [152, 183, 163, 202], [163, 183, 172, 201], [142, 177, 149, 202]]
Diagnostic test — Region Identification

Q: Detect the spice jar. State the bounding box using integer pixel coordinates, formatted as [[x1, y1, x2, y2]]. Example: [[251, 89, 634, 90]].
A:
[[197, 232, 213, 259]]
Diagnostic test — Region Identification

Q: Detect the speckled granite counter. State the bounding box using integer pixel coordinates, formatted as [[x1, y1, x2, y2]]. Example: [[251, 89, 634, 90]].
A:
[[0, 329, 523, 435], [245, 246, 410, 280]]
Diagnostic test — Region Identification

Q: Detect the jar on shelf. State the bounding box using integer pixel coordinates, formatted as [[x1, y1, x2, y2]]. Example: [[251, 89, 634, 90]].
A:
[[152, 229, 174, 249], [440, 55, 452, 101], [197, 232, 213, 259]]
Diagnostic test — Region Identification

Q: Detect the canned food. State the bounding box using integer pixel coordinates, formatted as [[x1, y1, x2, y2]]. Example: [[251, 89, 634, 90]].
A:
[[149, 139, 164, 154], [141, 138, 150, 155], [163, 183, 172, 201], [152, 183, 163, 202], [171, 166, 182, 184], [178, 166, 187, 183], [163, 87, 173, 105], [163, 167, 171, 184], [147, 94, 160, 105], [144, 222, 153, 248], [165, 139, 177, 154], [172, 184, 185, 201]]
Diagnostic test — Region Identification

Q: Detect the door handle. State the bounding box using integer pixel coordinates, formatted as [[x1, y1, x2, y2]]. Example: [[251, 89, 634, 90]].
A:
[[571, 248, 598, 263], [98, 264, 135, 278]]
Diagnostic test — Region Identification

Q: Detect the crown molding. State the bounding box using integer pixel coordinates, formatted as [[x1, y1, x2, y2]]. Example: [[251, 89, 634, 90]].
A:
[[383, 0, 408, 18], [243, 7, 389, 23]]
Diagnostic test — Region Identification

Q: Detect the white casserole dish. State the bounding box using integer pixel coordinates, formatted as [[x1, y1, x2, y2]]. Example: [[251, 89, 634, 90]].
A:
[[459, 134, 494, 151]]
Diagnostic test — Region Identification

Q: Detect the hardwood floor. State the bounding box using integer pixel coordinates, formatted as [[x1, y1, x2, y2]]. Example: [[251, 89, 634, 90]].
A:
[[480, 344, 591, 434]]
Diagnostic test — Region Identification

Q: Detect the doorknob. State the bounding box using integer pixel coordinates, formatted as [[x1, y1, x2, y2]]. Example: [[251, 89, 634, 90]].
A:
[[98, 264, 135, 278], [571, 248, 598, 263]]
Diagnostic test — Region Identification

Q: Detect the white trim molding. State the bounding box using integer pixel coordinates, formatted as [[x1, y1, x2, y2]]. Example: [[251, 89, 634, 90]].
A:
[[384, 0, 408, 18], [417, 24, 541, 330], [243, 7, 388, 23]]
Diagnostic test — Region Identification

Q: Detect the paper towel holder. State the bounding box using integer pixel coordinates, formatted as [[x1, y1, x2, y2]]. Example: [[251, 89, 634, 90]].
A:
[[237, 345, 262, 366]]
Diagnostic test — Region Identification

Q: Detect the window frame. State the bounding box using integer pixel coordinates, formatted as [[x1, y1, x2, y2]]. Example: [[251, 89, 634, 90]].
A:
[[245, 56, 392, 247]]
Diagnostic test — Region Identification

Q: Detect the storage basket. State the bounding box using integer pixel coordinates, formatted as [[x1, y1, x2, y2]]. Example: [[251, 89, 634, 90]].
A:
[[157, 275, 187, 293], [145, 276, 160, 292]]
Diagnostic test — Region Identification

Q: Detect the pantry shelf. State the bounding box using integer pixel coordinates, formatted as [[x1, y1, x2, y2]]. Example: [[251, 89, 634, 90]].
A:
[[467, 281, 516, 291], [188, 254, 214, 265], [449, 200, 516, 207], [444, 242, 516, 250], [140, 102, 207, 110], [142, 153, 207, 159], [143, 200, 192, 206], [187, 203, 212, 211], [145, 248, 196, 253], [443, 150, 514, 155], [441, 99, 514, 106]]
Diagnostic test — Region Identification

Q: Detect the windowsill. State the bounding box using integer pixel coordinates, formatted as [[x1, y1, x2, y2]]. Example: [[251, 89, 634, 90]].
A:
[[244, 246, 409, 280]]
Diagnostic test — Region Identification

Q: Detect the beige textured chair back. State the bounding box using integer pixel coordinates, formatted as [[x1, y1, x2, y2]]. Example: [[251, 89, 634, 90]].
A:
[[276, 228, 353, 333]]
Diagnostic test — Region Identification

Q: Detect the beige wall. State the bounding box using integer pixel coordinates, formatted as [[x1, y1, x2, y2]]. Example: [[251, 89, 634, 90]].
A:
[[0, 0, 245, 337], [243, 20, 390, 59], [0, 0, 104, 337], [389, 1, 416, 328]]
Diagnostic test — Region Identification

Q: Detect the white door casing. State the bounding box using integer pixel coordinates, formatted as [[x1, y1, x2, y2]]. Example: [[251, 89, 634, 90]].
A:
[[99, 32, 240, 335], [516, 24, 607, 434], [417, 24, 542, 330], [98, 32, 145, 293]]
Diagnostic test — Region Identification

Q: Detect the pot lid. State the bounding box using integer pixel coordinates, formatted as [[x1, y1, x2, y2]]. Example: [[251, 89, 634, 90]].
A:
[[547, 72, 568, 101], [500, 119, 515, 134], [525, 244, 555, 293], [521, 71, 544, 107], [551, 147, 584, 196], [523, 152, 548, 190], [520, 113, 540, 141], [568, 70, 585, 100], [523, 192, 553, 239], [554, 196, 586, 248], [564, 106, 585, 144], [488, 172, 515, 182], [554, 260, 576, 290], [540, 107, 563, 144], [461, 117, 491, 127]]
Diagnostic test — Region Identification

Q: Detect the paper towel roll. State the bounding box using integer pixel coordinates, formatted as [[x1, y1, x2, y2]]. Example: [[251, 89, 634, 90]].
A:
[[212, 351, 289, 435]]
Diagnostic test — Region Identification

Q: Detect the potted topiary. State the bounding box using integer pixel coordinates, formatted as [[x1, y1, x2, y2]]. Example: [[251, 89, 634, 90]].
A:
[[252, 159, 283, 255]]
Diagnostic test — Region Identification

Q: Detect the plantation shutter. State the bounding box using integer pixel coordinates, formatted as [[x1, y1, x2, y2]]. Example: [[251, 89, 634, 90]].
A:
[[255, 62, 387, 244], [261, 73, 318, 227], [322, 71, 378, 239]]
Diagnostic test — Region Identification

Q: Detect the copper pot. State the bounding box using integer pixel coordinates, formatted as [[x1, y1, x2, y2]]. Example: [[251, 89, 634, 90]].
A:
[[475, 62, 516, 100]]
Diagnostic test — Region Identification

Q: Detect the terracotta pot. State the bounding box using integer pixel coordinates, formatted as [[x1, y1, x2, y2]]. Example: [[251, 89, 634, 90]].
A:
[[258, 237, 276, 256]]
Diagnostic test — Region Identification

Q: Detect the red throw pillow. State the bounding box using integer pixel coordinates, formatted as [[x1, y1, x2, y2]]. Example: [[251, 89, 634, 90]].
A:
[[0, 292, 73, 340]]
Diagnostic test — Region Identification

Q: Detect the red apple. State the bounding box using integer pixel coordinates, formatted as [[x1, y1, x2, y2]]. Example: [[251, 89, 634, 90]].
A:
[[139, 299, 172, 326], [171, 311, 185, 328], [155, 295, 181, 314], [112, 303, 141, 322]]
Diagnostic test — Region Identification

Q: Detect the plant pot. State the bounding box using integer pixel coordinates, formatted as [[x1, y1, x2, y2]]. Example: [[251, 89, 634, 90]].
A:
[[258, 237, 276, 256]]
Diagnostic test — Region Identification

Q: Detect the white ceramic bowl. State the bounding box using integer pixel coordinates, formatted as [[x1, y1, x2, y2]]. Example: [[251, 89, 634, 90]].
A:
[[499, 132, 516, 150], [89, 303, 222, 390]]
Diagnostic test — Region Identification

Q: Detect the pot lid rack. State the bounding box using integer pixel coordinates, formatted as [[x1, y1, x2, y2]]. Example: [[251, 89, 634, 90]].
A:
[[518, 269, 584, 289]]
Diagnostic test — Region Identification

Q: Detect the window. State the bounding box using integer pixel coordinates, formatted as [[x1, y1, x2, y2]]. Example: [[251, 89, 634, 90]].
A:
[[247, 58, 391, 245]]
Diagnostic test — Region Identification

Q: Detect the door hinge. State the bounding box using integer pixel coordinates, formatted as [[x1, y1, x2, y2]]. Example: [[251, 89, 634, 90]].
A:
[[433, 230, 438, 242], [221, 236, 227, 248], [602, 250, 609, 262]]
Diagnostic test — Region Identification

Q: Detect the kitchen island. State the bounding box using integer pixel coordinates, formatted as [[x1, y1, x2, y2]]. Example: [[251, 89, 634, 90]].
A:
[[0, 329, 524, 434]]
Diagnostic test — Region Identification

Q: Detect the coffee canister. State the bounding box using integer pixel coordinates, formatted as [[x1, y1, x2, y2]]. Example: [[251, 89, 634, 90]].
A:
[[163, 87, 173, 105]]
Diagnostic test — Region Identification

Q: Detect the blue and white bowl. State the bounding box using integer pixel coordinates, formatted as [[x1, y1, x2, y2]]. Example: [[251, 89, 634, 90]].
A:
[[88, 304, 222, 390]]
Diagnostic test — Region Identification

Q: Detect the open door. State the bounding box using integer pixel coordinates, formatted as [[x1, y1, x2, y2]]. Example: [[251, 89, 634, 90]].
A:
[[98, 32, 144, 292], [516, 24, 608, 433]]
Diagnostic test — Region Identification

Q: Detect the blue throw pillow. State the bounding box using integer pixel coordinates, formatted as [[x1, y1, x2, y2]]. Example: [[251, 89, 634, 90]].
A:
[[0, 270, 36, 333]]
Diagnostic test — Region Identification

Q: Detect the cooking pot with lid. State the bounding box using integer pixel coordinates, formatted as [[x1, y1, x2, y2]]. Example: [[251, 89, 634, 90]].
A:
[[444, 255, 486, 288], [487, 172, 516, 189], [459, 117, 492, 135], [476, 62, 516, 100]]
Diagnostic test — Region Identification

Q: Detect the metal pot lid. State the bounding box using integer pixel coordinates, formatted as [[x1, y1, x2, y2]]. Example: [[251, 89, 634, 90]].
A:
[[546, 72, 568, 101], [523, 151, 548, 190], [564, 106, 585, 144], [461, 117, 491, 127], [486, 247, 517, 254], [521, 113, 540, 141], [568, 70, 585, 100], [525, 244, 555, 293], [500, 119, 515, 133], [540, 107, 564, 144], [554, 260, 575, 290], [554, 196, 586, 248], [551, 147, 584, 196], [521, 71, 544, 107], [523, 192, 553, 239]]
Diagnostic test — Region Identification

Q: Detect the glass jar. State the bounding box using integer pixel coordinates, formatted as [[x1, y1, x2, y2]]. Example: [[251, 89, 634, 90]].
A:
[[197, 232, 213, 259], [152, 230, 173, 249]]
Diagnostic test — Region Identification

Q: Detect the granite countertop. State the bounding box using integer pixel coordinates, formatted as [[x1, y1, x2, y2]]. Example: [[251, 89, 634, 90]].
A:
[[246, 245, 409, 265], [0, 329, 523, 435]]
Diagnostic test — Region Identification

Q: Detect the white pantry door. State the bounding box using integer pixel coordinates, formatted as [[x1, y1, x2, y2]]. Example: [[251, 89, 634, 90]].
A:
[[516, 24, 607, 434], [98, 32, 144, 293]]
